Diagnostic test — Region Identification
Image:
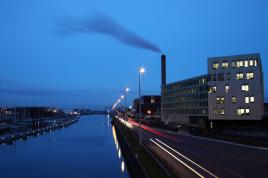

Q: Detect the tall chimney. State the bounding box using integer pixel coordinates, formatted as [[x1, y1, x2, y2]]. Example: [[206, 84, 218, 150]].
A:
[[161, 54, 166, 87]]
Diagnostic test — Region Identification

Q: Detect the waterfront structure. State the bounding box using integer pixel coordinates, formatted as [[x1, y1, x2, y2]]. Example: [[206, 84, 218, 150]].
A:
[[208, 53, 264, 121], [161, 53, 265, 127]]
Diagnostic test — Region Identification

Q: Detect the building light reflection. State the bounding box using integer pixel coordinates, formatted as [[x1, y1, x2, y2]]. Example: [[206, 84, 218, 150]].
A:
[[121, 161, 125, 173], [118, 149, 121, 159], [112, 125, 127, 174]]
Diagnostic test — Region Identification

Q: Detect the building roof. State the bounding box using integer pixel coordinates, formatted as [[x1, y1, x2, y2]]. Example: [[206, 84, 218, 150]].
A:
[[207, 53, 260, 60], [165, 74, 208, 87]]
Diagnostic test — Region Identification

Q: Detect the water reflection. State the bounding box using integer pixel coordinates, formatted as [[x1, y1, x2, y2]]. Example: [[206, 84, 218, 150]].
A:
[[0, 115, 129, 178], [112, 124, 126, 174], [121, 161, 125, 173]]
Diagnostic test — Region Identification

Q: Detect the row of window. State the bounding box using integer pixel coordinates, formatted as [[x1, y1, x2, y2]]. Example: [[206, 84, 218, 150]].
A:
[[236, 72, 254, 80], [216, 96, 255, 104], [237, 108, 250, 116], [164, 86, 208, 96], [213, 108, 250, 116], [214, 109, 225, 115], [210, 71, 254, 82], [209, 84, 249, 93], [212, 59, 258, 70], [163, 108, 208, 115]]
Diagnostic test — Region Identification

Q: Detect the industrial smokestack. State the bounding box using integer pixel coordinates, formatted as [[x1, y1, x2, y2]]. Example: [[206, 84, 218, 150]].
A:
[[161, 54, 166, 87]]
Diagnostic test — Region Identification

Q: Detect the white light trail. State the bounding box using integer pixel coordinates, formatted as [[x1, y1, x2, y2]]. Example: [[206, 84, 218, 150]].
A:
[[150, 139, 205, 178], [155, 138, 218, 178]]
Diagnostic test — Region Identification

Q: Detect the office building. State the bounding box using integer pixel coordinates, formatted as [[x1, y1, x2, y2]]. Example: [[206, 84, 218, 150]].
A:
[[208, 53, 264, 121], [161, 53, 265, 128]]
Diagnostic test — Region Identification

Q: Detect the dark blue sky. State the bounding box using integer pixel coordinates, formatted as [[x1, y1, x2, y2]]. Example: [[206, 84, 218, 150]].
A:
[[0, 0, 267, 109]]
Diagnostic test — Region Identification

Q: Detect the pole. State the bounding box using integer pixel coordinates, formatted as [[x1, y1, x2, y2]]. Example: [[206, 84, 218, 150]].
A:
[[124, 89, 127, 134], [14, 106, 17, 124], [139, 73, 142, 146], [125, 89, 127, 114]]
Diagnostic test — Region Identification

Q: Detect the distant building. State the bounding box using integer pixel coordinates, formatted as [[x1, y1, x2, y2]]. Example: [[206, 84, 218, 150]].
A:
[[133, 95, 161, 117], [15, 107, 64, 120], [161, 53, 265, 128], [162, 75, 208, 127]]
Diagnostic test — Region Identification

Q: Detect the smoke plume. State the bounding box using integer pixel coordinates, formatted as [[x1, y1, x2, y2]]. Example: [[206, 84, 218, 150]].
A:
[[59, 12, 161, 53]]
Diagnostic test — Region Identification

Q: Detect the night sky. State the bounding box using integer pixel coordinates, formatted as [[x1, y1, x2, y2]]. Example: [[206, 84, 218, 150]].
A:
[[0, 0, 267, 109]]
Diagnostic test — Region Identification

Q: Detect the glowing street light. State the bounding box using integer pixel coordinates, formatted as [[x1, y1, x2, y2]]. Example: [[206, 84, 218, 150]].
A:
[[138, 67, 145, 146], [139, 67, 145, 74], [121, 95, 124, 99], [124, 87, 130, 110]]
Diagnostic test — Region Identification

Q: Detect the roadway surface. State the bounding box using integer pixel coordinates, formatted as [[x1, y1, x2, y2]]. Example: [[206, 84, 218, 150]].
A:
[[116, 116, 268, 178]]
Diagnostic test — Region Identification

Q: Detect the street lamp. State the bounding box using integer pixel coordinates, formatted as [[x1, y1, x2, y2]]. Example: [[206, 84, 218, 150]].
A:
[[139, 67, 145, 146], [124, 87, 130, 133], [124, 87, 130, 112]]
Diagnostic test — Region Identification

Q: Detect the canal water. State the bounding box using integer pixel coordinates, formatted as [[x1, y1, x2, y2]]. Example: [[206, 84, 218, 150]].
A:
[[0, 115, 129, 178]]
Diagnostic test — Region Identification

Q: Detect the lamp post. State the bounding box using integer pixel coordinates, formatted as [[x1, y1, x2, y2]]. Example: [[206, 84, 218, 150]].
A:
[[125, 87, 130, 112], [139, 67, 145, 146], [124, 87, 130, 133]]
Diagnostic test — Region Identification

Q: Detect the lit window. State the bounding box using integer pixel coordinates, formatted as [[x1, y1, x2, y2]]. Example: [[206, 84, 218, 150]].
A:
[[213, 86, 217, 92], [225, 85, 230, 92], [255, 60, 258, 67], [216, 97, 220, 104], [221, 109, 225, 115], [246, 72, 254, 79], [236, 61, 244, 67], [249, 60, 254, 66], [213, 63, 219, 70], [222, 62, 229, 69], [242, 84, 249, 92], [244, 61, 248, 67], [250, 96, 255, 103], [236, 73, 244, 80], [213, 109, 217, 116], [237, 108, 245, 116], [216, 97, 225, 104], [245, 108, 250, 115], [232, 96, 237, 103], [209, 86, 217, 93], [245, 97, 249, 104]]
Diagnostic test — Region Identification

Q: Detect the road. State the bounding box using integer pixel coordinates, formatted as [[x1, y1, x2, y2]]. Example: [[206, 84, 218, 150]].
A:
[[116, 116, 268, 178]]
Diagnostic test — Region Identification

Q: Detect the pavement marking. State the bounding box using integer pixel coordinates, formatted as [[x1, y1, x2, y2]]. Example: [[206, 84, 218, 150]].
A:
[[155, 138, 219, 178], [150, 139, 205, 178]]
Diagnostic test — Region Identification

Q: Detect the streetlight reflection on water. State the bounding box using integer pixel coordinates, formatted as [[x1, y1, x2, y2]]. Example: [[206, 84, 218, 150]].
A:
[[112, 125, 126, 174]]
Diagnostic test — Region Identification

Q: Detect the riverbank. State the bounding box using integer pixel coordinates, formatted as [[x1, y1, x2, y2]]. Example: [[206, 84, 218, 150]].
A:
[[0, 117, 79, 145], [112, 116, 171, 178]]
